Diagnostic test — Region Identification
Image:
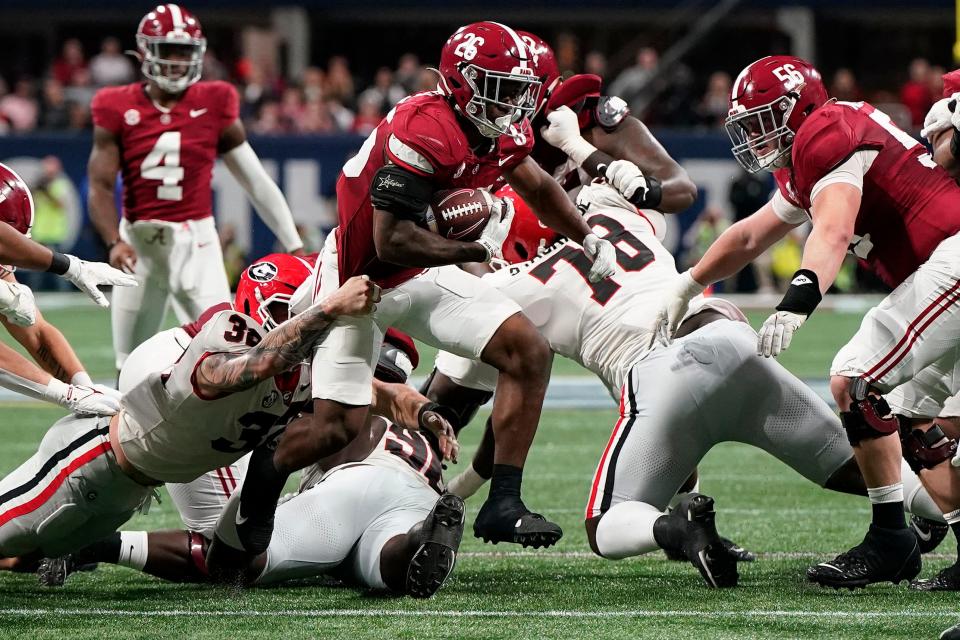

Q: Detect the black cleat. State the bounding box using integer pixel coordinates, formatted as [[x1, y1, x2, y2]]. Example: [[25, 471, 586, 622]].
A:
[[663, 536, 755, 563], [37, 555, 75, 587], [910, 561, 960, 591], [406, 493, 465, 599], [909, 514, 949, 554], [473, 496, 562, 549], [807, 525, 921, 589], [941, 621, 960, 639], [668, 494, 739, 588]]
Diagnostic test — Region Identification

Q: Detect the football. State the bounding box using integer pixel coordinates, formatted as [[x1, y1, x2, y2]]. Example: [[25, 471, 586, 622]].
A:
[[426, 188, 495, 242]]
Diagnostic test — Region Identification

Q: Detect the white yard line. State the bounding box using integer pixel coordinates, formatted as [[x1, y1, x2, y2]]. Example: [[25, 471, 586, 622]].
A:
[[0, 608, 953, 619], [458, 550, 959, 560]]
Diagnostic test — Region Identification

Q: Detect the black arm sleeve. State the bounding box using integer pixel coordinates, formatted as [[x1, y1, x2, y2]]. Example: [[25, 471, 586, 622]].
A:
[[370, 164, 435, 222]]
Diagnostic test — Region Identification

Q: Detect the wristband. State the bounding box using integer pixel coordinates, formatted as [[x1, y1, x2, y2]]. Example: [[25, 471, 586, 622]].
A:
[[418, 402, 442, 429], [47, 251, 70, 275], [627, 175, 663, 209], [952, 127, 960, 159], [776, 269, 822, 316]]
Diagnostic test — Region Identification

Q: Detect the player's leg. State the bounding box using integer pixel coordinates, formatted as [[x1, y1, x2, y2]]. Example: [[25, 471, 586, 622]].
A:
[[386, 266, 556, 547], [582, 352, 738, 588], [169, 217, 232, 323], [166, 456, 247, 538]]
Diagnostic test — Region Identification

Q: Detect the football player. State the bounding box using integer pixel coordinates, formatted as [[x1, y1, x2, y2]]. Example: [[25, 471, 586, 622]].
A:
[[0, 163, 135, 415], [0, 260, 384, 566], [87, 4, 304, 373], [653, 55, 960, 589], [40, 340, 465, 599], [434, 183, 945, 587], [214, 22, 619, 564]]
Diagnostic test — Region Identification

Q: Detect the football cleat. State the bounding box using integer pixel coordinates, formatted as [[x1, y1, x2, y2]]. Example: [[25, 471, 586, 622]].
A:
[[910, 561, 960, 591], [473, 496, 562, 549], [406, 493, 466, 598], [941, 621, 960, 640], [663, 536, 756, 563], [807, 525, 921, 589], [36, 555, 97, 587], [909, 514, 949, 554], [666, 493, 740, 588]]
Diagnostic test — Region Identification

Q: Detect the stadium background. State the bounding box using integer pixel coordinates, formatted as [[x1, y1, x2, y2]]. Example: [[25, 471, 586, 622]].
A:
[[1, 1, 959, 638]]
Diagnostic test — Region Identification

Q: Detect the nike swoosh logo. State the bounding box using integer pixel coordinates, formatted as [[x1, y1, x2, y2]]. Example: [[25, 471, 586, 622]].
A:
[[498, 155, 514, 167], [446, 219, 486, 241], [915, 527, 933, 542], [190, 108, 208, 118]]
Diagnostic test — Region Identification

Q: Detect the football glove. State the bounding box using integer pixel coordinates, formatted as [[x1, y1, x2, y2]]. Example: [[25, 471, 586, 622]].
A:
[[605, 160, 648, 202], [652, 269, 706, 341], [757, 310, 807, 357], [475, 196, 515, 262], [62, 254, 139, 308], [582, 233, 617, 282], [49, 379, 121, 415], [0, 280, 36, 327], [540, 106, 597, 165]]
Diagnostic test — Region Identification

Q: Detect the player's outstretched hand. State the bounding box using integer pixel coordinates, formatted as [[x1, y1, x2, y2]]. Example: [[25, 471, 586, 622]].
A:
[[582, 234, 616, 282], [605, 160, 650, 203], [0, 280, 36, 327], [475, 195, 515, 262], [419, 407, 460, 464], [757, 310, 807, 357], [60, 384, 121, 416], [324, 275, 381, 316], [108, 240, 138, 274], [652, 269, 707, 344], [63, 255, 139, 307]]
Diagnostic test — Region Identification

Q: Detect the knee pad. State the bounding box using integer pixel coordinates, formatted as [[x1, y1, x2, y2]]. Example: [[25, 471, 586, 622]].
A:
[[901, 422, 958, 473], [187, 531, 210, 581], [840, 378, 902, 446]]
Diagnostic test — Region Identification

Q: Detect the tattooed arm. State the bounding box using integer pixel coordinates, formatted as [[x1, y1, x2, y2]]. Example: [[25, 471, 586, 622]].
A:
[[194, 275, 380, 397]]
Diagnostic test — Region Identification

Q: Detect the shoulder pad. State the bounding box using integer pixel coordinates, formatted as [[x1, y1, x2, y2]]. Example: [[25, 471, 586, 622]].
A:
[[792, 107, 859, 190], [391, 102, 467, 175], [595, 95, 630, 131]]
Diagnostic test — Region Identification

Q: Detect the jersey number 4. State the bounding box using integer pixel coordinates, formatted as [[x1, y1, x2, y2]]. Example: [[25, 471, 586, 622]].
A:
[[140, 131, 185, 201], [529, 213, 654, 305]]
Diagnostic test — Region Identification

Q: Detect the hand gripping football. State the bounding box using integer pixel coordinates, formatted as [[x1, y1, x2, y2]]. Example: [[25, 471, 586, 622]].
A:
[[427, 188, 495, 242]]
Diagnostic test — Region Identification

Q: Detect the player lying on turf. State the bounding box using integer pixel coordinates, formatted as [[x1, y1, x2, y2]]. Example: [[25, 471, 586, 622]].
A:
[[41, 340, 466, 599], [432, 183, 945, 588], [654, 56, 960, 590], [88, 4, 304, 374], [0, 163, 135, 416], [0, 258, 440, 568], [215, 22, 625, 570]]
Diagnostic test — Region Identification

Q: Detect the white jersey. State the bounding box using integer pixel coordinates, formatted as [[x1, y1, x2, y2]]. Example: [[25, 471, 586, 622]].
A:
[[482, 184, 678, 392], [118, 304, 312, 483]]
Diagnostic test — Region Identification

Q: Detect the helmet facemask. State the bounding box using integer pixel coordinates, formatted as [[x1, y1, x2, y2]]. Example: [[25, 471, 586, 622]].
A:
[[137, 37, 205, 94], [460, 65, 540, 138], [725, 92, 798, 173]]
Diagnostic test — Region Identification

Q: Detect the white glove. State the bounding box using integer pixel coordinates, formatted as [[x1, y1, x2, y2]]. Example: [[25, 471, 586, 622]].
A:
[[757, 310, 807, 357], [475, 196, 515, 262], [653, 269, 707, 341], [540, 106, 597, 165], [0, 280, 36, 327], [582, 233, 617, 282], [605, 159, 649, 202], [922, 97, 954, 142], [950, 92, 960, 131], [62, 254, 139, 307], [47, 378, 121, 415]]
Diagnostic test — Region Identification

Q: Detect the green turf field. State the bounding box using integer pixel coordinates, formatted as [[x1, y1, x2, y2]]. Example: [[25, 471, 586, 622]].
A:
[[1, 301, 957, 639]]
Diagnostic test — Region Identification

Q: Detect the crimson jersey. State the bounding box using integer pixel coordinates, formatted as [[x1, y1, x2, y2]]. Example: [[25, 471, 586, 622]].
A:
[[91, 80, 239, 223], [774, 101, 960, 287], [336, 91, 534, 288]]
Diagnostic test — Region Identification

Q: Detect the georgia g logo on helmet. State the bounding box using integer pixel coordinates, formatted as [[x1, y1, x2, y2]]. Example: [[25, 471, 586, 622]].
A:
[[247, 261, 278, 283]]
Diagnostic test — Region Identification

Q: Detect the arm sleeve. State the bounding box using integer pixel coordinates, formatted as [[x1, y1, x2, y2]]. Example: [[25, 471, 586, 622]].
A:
[[770, 189, 809, 225], [222, 142, 304, 252], [809, 149, 879, 203]]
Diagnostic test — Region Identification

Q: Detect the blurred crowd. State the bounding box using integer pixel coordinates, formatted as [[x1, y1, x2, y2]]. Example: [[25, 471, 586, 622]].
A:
[[0, 33, 949, 135]]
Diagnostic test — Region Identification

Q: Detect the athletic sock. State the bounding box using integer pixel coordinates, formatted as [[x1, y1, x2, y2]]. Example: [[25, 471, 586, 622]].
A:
[[901, 459, 945, 522], [868, 483, 906, 529], [117, 531, 149, 570], [73, 532, 122, 566], [489, 464, 522, 500], [595, 501, 663, 559], [944, 509, 960, 548]]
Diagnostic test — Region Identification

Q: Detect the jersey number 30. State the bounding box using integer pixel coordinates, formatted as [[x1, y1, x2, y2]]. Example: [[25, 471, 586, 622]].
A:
[[529, 213, 654, 305], [140, 131, 185, 201]]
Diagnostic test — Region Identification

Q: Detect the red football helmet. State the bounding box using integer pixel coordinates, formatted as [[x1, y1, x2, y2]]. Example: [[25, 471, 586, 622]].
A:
[[136, 4, 207, 94], [517, 30, 560, 116], [0, 163, 35, 237], [234, 253, 315, 331], [438, 21, 541, 138], [725, 55, 828, 173], [494, 185, 561, 264], [375, 328, 420, 384]]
